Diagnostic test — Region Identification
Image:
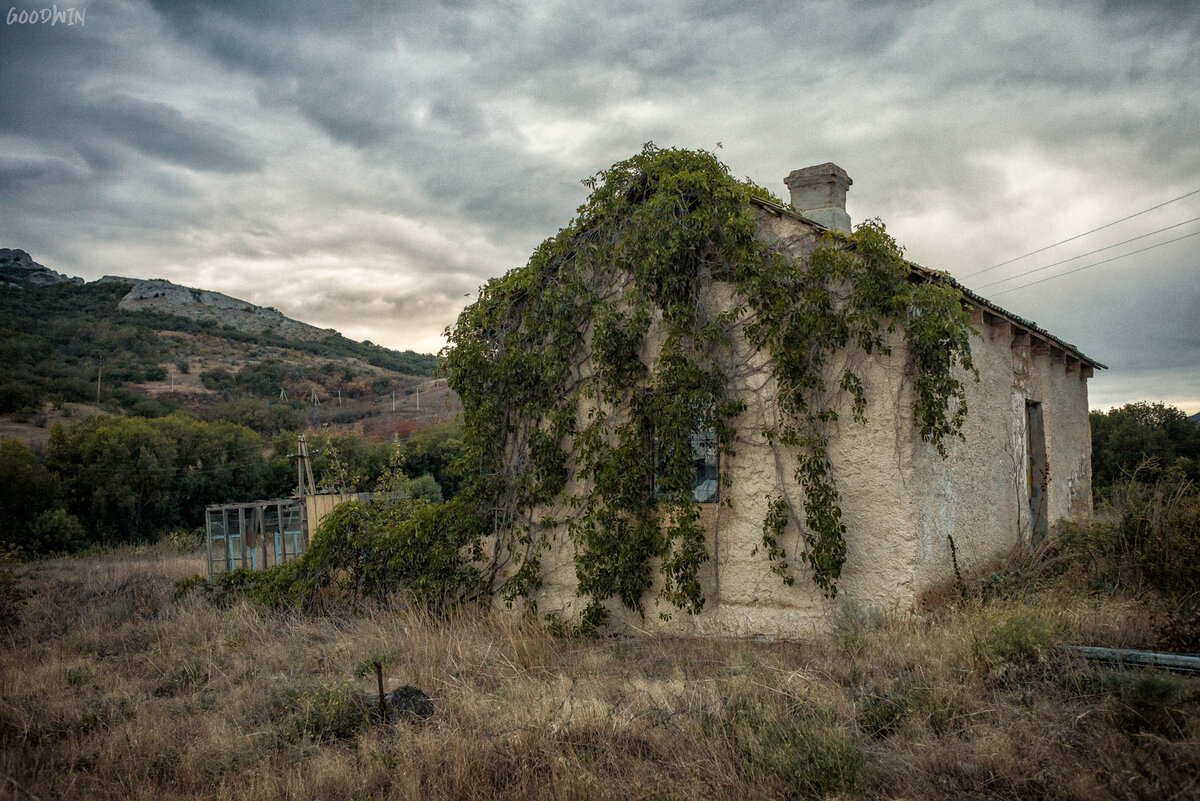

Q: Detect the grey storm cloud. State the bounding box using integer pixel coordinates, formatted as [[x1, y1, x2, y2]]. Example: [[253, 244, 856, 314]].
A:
[[1, 0, 1197, 409]]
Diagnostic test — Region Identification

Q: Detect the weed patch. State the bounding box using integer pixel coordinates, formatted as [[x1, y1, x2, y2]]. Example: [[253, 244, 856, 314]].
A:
[[703, 693, 865, 800]]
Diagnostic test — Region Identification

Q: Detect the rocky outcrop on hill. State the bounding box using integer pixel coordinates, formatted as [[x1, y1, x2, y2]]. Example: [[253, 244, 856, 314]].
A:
[[113, 278, 335, 342], [0, 249, 84, 287], [4, 247, 334, 342]]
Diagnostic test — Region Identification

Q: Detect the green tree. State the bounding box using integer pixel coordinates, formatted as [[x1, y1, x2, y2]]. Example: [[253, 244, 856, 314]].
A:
[[0, 440, 58, 548], [1091, 402, 1200, 495], [29, 509, 86, 553], [207, 398, 308, 435], [47, 413, 276, 544], [398, 422, 465, 498]]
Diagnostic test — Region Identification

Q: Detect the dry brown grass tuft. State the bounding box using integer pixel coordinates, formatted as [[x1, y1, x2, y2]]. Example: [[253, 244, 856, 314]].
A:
[[1, 546, 1198, 800]]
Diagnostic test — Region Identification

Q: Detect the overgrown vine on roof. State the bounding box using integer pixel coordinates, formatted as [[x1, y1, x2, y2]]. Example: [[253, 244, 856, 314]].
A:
[[443, 143, 976, 630]]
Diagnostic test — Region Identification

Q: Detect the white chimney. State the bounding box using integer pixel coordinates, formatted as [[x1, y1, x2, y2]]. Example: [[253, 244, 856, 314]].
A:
[[783, 163, 852, 234]]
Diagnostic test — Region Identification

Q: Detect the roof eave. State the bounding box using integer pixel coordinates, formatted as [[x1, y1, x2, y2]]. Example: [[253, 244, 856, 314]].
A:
[[749, 196, 1106, 371]]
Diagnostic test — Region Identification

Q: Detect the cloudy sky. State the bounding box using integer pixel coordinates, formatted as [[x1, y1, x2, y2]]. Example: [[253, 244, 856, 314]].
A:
[[2, 0, 1197, 413]]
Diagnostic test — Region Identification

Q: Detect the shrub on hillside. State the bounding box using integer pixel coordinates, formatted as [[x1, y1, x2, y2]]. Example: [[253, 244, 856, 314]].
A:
[[28, 509, 86, 554], [0, 544, 26, 639], [1090, 402, 1200, 496], [1056, 476, 1200, 601], [0, 440, 58, 550]]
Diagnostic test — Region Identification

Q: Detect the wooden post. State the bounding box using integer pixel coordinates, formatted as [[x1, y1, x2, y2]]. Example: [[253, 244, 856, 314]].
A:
[[375, 661, 389, 723], [223, 508, 232, 571], [240, 506, 249, 568], [275, 501, 284, 565], [205, 507, 213, 578]]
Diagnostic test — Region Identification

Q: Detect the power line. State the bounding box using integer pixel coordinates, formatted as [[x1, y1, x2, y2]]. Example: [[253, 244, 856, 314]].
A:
[[989, 228, 1200, 297], [962, 186, 1200, 280], [976, 215, 1200, 290]]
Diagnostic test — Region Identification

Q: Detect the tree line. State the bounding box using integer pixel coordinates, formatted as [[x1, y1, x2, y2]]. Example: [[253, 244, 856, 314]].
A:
[[0, 400, 1194, 556], [0, 415, 463, 554]]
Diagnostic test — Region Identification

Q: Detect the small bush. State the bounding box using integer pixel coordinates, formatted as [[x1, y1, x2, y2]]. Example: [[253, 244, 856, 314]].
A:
[[1094, 670, 1193, 739], [170, 574, 207, 603], [199, 368, 235, 391], [282, 679, 370, 743], [1057, 477, 1200, 601], [971, 611, 1056, 678], [0, 545, 27, 638], [831, 598, 892, 659], [703, 694, 865, 800], [29, 509, 86, 554], [856, 674, 935, 739]]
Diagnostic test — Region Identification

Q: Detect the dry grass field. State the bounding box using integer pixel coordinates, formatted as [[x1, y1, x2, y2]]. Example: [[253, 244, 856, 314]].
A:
[[2, 541, 1198, 800]]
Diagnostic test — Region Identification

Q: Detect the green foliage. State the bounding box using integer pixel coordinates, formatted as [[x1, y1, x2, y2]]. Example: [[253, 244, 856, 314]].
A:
[[0, 278, 435, 421], [215, 454, 481, 612], [302, 430, 393, 494], [199, 368, 235, 391], [0, 544, 26, 638], [28, 509, 86, 554], [204, 398, 308, 435], [971, 610, 1057, 677], [1111, 670, 1190, 737], [0, 440, 58, 550], [443, 144, 976, 620], [1090, 402, 1200, 496], [396, 422, 465, 498], [702, 694, 865, 800], [47, 412, 285, 544], [278, 678, 370, 743], [1056, 476, 1200, 603], [406, 473, 443, 504], [0, 281, 169, 410], [856, 674, 937, 740]]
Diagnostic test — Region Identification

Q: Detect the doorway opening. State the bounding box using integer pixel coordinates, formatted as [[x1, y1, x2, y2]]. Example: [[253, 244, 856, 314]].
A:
[[1025, 400, 1048, 546]]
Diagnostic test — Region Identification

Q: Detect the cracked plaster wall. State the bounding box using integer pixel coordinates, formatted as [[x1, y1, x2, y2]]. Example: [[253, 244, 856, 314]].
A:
[[526, 209, 1094, 638]]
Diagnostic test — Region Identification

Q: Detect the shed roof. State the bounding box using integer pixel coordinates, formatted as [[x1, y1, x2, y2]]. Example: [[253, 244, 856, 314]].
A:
[[751, 197, 1106, 371]]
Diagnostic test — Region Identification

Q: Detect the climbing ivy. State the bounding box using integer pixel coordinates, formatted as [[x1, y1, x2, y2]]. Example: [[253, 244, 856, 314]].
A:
[[443, 144, 976, 627]]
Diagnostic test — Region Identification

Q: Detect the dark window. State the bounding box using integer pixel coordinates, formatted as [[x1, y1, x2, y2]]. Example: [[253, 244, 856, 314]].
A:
[[653, 423, 719, 504], [688, 426, 720, 503]]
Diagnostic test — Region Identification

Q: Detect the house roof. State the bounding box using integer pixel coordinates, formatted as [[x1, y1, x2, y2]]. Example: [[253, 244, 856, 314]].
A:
[[751, 197, 1107, 371]]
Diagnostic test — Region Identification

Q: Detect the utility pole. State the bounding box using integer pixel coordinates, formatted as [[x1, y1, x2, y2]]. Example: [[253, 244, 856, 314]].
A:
[[415, 384, 420, 411], [391, 389, 395, 413], [96, 360, 102, 403], [296, 434, 316, 497]]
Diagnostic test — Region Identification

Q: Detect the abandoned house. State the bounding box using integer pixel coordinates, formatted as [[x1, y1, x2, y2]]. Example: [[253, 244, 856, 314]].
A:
[[449, 149, 1103, 638]]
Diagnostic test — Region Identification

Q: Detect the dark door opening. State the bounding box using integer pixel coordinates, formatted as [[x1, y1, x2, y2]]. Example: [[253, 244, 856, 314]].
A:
[[1026, 400, 1048, 546]]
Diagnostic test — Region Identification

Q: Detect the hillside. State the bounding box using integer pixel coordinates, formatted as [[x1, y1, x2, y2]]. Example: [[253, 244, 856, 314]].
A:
[[0, 249, 456, 441]]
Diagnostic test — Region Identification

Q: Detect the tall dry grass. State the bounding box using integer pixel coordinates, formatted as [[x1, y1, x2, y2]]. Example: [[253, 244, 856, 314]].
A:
[[1, 540, 1198, 800]]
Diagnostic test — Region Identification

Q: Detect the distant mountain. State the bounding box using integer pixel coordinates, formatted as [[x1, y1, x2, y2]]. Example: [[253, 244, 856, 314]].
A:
[[0, 249, 443, 427], [0, 248, 83, 287], [103, 276, 335, 342], [3, 249, 335, 344]]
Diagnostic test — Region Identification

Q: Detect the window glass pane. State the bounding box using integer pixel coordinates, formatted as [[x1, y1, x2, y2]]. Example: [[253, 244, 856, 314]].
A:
[[689, 428, 719, 503]]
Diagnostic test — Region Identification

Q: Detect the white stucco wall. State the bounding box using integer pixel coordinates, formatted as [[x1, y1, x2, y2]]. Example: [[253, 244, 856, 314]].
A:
[[523, 207, 1095, 638]]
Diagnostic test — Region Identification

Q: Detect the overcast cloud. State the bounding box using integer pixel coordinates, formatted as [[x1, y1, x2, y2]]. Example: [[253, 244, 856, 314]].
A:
[[1, 0, 1197, 412]]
